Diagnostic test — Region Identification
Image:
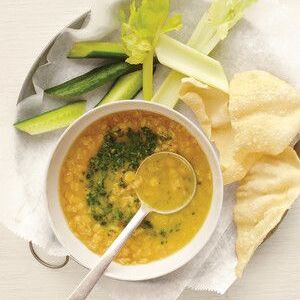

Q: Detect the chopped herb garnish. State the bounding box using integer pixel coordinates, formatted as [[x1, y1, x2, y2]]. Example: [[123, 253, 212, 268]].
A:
[[85, 127, 159, 226], [159, 229, 167, 237], [141, 220, 153, 229], [119, 177, 127, 188]]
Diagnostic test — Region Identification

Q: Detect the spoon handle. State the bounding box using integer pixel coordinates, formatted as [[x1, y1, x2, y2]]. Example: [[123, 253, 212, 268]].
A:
[[68, 206, 149, 300]]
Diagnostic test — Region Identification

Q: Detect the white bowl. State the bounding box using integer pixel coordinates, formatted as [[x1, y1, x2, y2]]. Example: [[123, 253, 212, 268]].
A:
[[46, 100, 223, 281]]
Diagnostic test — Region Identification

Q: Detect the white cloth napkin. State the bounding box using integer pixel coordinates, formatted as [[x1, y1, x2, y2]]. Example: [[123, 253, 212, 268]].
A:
[[1, 0, 300, 299]]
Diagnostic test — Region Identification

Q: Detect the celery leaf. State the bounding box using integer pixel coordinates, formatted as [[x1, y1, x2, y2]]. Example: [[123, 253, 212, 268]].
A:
[[120, 0, 182, 100], [120, 0, 182, 65]]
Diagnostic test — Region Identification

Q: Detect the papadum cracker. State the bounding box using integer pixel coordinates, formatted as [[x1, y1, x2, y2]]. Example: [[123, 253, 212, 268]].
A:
[[180, 78, 230, 130], [229, 70, 300, 160], [180, 73, 300, 279], [235, 147, 300, 277], [226, 71, 300, 183], [179, 77, 260, 184], [179, 88, 212, 138], [180, 72, 300, 184]]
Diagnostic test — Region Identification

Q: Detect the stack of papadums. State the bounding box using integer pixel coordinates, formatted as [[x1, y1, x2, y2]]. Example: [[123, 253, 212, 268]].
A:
[[179, 71, 300, 277]]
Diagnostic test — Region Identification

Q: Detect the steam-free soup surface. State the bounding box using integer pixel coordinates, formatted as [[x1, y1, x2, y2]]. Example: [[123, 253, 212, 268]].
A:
[[60, 111, 212, 264], [136, 152, 196, 212]]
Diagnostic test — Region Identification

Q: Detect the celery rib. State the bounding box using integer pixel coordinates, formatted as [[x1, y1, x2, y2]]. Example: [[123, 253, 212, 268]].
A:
[[152, 0, 257, 108], [155, 35, 228, 94], [143, 51, 155, 100]]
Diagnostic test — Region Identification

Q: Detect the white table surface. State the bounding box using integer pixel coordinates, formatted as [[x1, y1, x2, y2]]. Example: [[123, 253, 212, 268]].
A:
[[0, 1, 299, 299]]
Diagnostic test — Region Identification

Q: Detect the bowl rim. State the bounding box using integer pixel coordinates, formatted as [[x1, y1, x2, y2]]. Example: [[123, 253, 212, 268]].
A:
[[46, 100, 223, 281]]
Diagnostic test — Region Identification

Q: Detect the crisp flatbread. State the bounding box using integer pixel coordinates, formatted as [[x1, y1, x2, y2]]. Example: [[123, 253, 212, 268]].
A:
[[179, 77, 260, 184], [180, 78, 230, 129], [180, 72, 300, 184], [235, 147, 300, 277], [229, 70, 300, 160]]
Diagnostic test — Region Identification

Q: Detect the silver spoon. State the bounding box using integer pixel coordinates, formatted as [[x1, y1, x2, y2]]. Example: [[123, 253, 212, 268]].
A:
[[68, 152, 197, 300]]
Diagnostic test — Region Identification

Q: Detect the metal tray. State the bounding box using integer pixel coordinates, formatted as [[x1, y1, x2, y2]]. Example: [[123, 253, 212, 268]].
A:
[[18, 12, 300, 270]]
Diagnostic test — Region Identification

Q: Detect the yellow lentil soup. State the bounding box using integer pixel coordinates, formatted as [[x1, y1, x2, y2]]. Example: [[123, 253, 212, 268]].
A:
[[60, 111, 212, 264]]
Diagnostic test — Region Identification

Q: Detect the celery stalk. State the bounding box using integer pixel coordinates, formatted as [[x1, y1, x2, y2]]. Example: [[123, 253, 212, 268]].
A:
[[120, 0, 182, 101], [143, 51, 154, 100], [152, 0, 257, 108], [156, 35, 228, 93]]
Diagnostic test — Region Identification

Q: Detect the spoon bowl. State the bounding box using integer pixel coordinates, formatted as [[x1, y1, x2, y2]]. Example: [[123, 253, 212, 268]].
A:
[[136, 152, 197, 214]]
